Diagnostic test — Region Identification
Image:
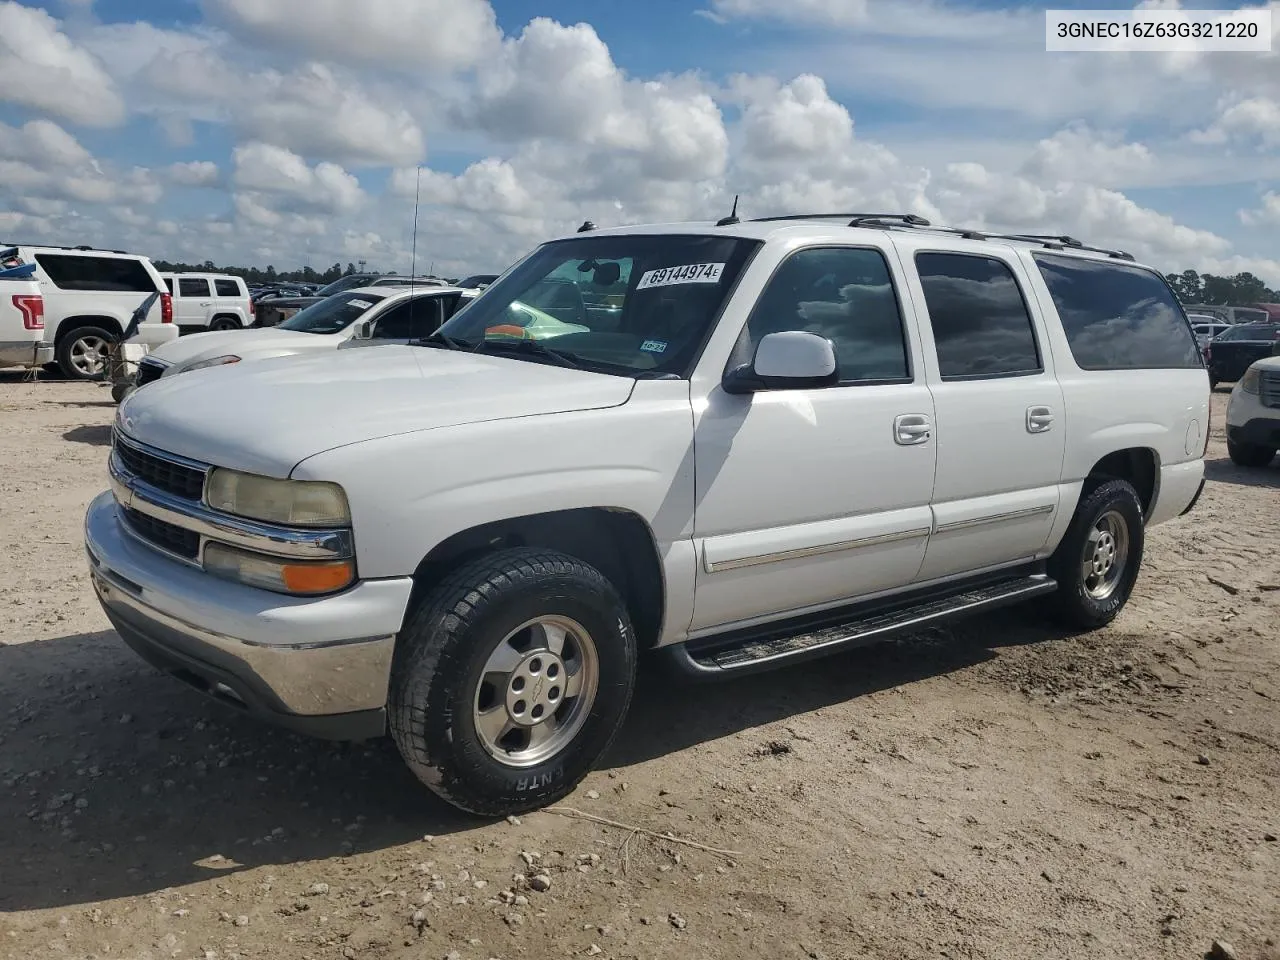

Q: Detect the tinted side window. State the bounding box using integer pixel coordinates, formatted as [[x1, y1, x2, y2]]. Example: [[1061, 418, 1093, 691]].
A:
[[1033, 255, 1201, 369], [37, 254, 157, 292], [214, 279, 241, 297], [736, 246, 909, 383], [915, 253, 1040, 379], [179, 278, 211, 297], [374, 297, 443, 339], [162, 277, 174, 294]]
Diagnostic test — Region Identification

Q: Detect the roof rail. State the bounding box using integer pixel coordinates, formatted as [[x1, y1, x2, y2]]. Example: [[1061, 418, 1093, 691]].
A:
[[993, 233, 1135, 261], [750, 213, 932, 227]]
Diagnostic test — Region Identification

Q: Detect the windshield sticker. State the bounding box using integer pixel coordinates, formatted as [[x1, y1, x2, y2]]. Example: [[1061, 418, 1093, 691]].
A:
[[347, 299, 373, 310], [640, 339, 668, 353], [636, 262, 725, 290]]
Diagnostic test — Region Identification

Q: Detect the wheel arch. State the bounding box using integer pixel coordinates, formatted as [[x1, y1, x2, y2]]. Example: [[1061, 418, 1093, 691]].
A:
[[1084, 447, 1159, 518], [405, 507, 666, 650], [54, 315, 123, 344]]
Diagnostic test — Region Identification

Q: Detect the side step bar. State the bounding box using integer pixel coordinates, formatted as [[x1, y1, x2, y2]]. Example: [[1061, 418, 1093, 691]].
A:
[[663, 573, 1057, 680]]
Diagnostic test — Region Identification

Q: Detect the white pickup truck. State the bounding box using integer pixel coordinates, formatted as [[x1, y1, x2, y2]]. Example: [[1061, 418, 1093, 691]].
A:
[[0, 261, 51, 369], [86, 214, 1209, 816]]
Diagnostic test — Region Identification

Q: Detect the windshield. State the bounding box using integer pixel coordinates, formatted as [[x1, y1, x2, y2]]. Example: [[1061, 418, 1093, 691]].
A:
[[278, 291, 386, 334], [1218, 323, 1280, 342], [434, 234, 759, 376], [314, 275, 375, 298]]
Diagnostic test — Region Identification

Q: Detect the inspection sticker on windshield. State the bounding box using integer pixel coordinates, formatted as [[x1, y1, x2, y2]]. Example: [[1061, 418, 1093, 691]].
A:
[[347, 299, 373, 309], [640, 339, 667, 353], [636, 262, 725, 290]]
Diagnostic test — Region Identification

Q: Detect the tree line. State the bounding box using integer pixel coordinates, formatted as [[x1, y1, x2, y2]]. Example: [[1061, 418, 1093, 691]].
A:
[[1164, 270, 1278, 306], [149, 260, 430, 286]]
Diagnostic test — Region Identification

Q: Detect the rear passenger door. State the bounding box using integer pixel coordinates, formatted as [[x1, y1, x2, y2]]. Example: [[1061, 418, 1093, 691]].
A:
[[896, 243, 1066, 582], [176, 277, 213, 327]]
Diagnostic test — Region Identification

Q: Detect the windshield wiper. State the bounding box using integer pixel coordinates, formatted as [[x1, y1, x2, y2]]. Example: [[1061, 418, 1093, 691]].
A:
[[413, 330, 476, 351], [473, 338, 584, 369]]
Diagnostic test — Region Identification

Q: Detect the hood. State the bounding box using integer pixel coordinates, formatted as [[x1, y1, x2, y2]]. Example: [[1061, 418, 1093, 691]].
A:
[[149, 328, 328, 370], [117, 346, 636, 476]]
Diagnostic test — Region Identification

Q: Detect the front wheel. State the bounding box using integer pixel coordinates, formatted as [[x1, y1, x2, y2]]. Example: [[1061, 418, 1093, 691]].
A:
[[389, 548, 636, 817], [1227, 437, 1276, 468], [1046, 479, 1145, 630]]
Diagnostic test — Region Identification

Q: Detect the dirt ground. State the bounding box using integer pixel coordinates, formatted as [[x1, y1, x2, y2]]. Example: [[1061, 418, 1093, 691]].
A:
[[1, 372, 1278, 960]]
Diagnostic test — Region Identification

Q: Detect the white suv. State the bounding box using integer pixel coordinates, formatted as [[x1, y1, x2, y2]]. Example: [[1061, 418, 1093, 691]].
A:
[[85, 214, 1209, 815], [1225, 355, 1280, 467], [160, 273, 253, 332], [1, 244, 176, 379]]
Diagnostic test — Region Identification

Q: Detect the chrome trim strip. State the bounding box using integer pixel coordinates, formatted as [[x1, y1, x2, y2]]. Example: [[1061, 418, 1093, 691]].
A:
[[933, 503, 1054, 535], [110, 454, 353, 561], [704, 526, 932, 574]]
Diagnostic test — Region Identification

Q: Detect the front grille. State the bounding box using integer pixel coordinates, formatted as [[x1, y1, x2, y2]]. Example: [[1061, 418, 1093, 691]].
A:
[[1261, 371, 1280, 409], [135, 358, 165, 387], [113, 434, 206, 501], [122, 507, 200, 560]]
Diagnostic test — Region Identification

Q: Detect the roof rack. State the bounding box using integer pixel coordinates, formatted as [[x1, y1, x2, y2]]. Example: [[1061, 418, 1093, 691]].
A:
[[750, 213, 932, 227], [991, 233, 1135, 261], [0, 241, 131, 255]]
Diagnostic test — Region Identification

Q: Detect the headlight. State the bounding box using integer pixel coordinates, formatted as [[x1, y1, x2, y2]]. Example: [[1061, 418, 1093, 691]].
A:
[[204, 542, 354, 595], [1240, 366, 1261, 394], [183, 355, 241, 372], [206, 469, 350, 527]]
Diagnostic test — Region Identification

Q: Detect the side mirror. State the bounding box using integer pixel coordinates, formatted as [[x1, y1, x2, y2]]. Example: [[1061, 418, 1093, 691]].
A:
[[353, 320, 373, 340], [723, 331, 838, 395]]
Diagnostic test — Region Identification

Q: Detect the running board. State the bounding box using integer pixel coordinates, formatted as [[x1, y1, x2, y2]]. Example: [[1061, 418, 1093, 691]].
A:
[[664, 573, 1057, 680]]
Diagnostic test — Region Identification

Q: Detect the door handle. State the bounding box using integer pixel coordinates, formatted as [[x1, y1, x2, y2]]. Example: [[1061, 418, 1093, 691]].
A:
[[199, 302, 212, 307], [1026, 406, 1054, 433], [894, 413, 932, 446]]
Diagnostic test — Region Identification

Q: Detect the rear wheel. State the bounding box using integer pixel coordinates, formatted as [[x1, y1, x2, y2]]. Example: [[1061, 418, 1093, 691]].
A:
[[1046, 479, 1145, 630], [57, 326, 115, 380], [389, 548, 636, 816], [1227, 437, 1276, 468], [209, 315, 241, 331]]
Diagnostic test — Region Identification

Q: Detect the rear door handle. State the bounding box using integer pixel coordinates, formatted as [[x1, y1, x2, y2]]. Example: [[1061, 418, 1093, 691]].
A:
[[1026, 406, 1054, 433], [894, 413, 932, 446]]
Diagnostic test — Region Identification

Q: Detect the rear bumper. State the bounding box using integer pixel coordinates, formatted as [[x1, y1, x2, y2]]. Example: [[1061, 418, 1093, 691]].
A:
[[84, 491, 414, 740], [0, 340, 53, 366]]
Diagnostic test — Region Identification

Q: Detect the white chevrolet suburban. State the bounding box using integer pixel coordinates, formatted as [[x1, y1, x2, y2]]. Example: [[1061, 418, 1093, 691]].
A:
[[85, 214, 1210, 816]]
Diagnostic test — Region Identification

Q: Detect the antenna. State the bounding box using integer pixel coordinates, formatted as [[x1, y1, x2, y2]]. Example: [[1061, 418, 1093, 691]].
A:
[[716, 195, 741, 227], [577, 220, 596, 233], [410, 165, 421, 293]]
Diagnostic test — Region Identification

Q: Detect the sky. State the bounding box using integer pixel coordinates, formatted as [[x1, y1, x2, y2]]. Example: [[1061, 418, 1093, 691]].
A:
[[0, 0, 1277, 284]]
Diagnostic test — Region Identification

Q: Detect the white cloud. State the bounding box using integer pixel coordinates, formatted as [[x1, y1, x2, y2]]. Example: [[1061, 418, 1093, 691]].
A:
[[1020, 124, 1153, 188], [1240, 191, 1280, 228], [706, 0, 869, 27], [1191, 97, 1280, 148], [232, 142, 365, 216], [0, 119, 160, 209], [202, 0, 500, 72], [169, 160, 221, 188], [0, 1, 125, 126]]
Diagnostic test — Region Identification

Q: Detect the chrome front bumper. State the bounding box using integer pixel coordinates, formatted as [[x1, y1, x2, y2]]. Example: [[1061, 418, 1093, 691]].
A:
[[85, 491, 414, 740]]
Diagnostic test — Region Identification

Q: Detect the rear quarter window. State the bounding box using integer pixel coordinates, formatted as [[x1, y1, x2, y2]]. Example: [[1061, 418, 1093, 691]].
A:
[[214, 279, 242, 297], [36, 254, 159, 293], [1032, 254, 1201, 370]]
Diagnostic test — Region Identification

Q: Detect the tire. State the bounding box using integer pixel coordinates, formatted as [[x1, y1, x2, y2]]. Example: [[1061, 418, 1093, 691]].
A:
[[209, 315, 241, 331], [1046, 479, 1145, 630], [389, 548, 637, 817], [111, 383, 133, 404], [1227, 437, 1276, 468], [57, 325, 115, 381]]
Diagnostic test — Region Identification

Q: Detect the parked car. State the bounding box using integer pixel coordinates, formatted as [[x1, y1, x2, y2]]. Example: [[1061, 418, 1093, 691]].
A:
[[0, 244, 176, 379], [458, 273, 499, 290], [1203, 321, 1280, 388], [160, 273, 254, 333], [1225, 357, 1280, 467], [88, 213, 1208, 816], [131, 285, 477, 388], [253, 276, 446, 327], [1188, 314, 1231, 350], [0, 260, 50, 368], [1182, 304, 1271, 326]]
